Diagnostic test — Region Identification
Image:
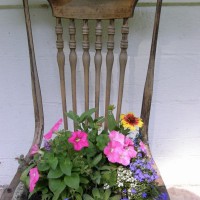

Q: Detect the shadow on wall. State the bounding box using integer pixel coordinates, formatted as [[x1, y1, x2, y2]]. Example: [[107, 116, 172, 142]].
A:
[[168, 187, 200, 200]]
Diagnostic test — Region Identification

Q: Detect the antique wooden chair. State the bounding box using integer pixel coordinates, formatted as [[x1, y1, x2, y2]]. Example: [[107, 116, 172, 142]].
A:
[[1, 0, 170, 199]]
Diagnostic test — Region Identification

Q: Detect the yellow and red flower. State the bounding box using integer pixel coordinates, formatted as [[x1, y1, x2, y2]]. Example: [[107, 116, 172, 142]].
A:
[[120, 112, 143, 130]]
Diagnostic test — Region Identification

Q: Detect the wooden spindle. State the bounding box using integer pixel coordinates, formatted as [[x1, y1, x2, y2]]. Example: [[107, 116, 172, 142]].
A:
[[82, 19, 90, 112], [116, 18, 129, 121], [104, 19, 115, 129], [56, 17, 68, 129], [94, 19, 102, 118], [69, 19, 77, 117]]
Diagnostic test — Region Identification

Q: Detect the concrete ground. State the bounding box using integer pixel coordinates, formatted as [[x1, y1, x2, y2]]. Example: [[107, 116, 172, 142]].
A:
[[1, 185, 200, 199]]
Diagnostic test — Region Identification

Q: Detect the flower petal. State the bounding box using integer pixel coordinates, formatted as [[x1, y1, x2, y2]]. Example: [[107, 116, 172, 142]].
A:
[[29, 167, 39, 193]]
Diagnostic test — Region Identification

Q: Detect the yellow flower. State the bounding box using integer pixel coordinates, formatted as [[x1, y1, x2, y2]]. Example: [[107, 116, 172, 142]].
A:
[[120, 112, 143, 130]]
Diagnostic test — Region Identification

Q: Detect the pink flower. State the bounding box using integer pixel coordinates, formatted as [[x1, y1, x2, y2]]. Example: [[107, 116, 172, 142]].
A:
[[43, 118, 63, 140], [124, 137, 134, 147], [139, 141, 146, 152], [68, 131, 89, 151], [124, 145, 137, 158], [117, 150, 131, 166], [109, 131, 125, 145], [104, 131, 137, 166], [30, 144, 39, 156], [124, 137, 137, 158], [29, 167, 39, 193], [104, 141, 123, 163]]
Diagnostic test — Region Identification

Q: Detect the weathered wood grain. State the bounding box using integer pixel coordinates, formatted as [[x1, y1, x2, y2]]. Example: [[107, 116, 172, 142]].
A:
[[56, 17, 68, 130], [116, 18, 129, 122], [94, 20, 102, 118], [82, 19, 90, 112], [140, 0, 170, 198], [69, 19, 77, 118], [104, 19, 115, 129], [48, 0, 138, 19]]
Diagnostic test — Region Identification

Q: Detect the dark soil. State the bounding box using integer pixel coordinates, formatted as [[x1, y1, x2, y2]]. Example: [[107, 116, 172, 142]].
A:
[[29, 193, 42, 200]]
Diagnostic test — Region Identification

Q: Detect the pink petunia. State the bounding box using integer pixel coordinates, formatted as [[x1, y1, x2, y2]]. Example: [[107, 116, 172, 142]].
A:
[[104, 131, 137, 166], [124, 137, 137, 158], [124, 137, 134, 147], [117, 150, 131, 166], [104, 141, 123, 163], [68, 131, 89, 151], [29, 167, 39, 193], [30, 144, 39, 156], [139, 141, 146, 152], [124, 145, 137, 158], [109, 131, 125, 145], [43, 118, 63, 140]]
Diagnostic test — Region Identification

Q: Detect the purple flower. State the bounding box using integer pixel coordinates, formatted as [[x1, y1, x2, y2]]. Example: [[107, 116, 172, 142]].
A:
[[131, 188, 136, 194], [44, 140, 51, 151], [121, 198, 129, 200], [155, 192, 169, 200], [142, 192, 147, 198], [130, 158, 158, 183], [122, 189, 127, 193]]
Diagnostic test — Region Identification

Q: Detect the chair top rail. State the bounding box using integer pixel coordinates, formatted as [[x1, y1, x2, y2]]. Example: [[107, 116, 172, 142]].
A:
[[48, 0, 138, 19]]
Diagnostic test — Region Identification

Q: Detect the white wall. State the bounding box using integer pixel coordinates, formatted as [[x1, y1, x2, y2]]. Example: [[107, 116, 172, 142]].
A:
[[0, 0, 200, 189]]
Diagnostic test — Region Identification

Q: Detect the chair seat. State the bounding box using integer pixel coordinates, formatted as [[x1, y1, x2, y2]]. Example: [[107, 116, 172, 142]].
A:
[[48, 0, 138, 19]]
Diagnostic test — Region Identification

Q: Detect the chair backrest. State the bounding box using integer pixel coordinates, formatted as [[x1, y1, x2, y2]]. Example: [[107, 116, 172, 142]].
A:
[[47, 0, 139, 131]]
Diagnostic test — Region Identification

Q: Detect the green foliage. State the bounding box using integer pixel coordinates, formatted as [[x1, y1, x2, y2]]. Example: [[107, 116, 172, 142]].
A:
[[83, 188, 121, 200], [64, 173, 80, 189], [21, 107, 162, 200]]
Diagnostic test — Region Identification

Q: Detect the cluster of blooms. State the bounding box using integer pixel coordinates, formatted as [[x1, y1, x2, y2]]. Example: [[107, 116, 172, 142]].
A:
[[130, 155, 158, 183], [117, 166, 136, 199], [25, 111, 168, 200], [104, 131, 137, 166]]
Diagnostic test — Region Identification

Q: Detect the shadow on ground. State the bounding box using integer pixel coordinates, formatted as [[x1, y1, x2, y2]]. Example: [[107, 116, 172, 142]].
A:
[[168, 187, 200, 200]]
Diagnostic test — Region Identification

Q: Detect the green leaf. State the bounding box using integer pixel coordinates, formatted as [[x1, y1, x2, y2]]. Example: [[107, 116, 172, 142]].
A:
[[41, 193, 53, 200], [83, 194, 94, 200], [91, 153, 102, 167], [83, 142, 97, 157], [88, 129, 98, 142], [20, 164, 35, 183], [38, 161, 50, 171], [109, 195, 121, 200], [104, 189, 111, 200], [49, 157, 58, 170], [102, 170, 117, 186], [76, 186, 83, 195], [107, 110, 117, 131], [64, 173, 80, 189], [79, 108, 96, 122], [91, 171, 101, 184], [48, 179, 65, 194], [96, 134, 109, 151], [99, 165, 116, 171], [94, 116, 105, 124], [92, 188, 100, 199], [75, 193, 82, 200], [80, 177, 89, 184], [60, 157, 72, 176], [66, 111, 79, 122], [47, 167, 63, 179]]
